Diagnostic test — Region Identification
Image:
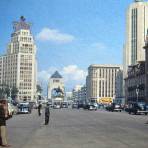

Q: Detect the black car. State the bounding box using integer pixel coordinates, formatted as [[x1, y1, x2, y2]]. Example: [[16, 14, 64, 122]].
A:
[[106, 103, 122, 112], [77, 103, 84, 109], [128, 102, 148, 115], [83, 103, 98, 110]]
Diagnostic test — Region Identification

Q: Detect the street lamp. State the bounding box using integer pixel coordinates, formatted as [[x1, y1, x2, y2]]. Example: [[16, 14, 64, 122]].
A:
[[9, 87, 12, 98], [136, 85, 139, 103]]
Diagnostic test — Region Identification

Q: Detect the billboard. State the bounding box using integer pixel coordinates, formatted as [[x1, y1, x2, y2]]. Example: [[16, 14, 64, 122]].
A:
[[97, 97, 113, 104]]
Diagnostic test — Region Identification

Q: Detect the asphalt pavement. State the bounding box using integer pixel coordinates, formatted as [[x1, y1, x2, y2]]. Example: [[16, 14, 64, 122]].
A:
[[5, 108, 148, 148]]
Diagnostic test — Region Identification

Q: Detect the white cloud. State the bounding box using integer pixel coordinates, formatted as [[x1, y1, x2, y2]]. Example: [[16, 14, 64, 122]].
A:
[[38, 67, 57, 81], [38, 65, 87, 91], [36, 27, 75, 43], [62, 65, 87, 81]]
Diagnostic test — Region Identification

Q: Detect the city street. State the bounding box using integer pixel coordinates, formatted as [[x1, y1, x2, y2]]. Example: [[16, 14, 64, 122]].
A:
[[5, 108, 148, 148]]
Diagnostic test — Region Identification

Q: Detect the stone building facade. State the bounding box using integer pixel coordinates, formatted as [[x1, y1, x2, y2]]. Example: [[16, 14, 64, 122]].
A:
[[124, 61, 145, 103]]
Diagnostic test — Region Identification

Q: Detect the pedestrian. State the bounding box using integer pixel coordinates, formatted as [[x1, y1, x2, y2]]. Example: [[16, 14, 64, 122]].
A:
[[0, 99, 11, 147], [45, 103, 50, 125], [38, 103, 42, 116]]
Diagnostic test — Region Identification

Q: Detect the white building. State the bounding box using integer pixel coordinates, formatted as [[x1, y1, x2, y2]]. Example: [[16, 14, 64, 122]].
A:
[[0, 16, 37, 102], [47, 71, 64, 102], [86, 65, 122, 103], [124, 0, 148, 77], [65, 92, 72, 101], [72, 85, 83, 101]]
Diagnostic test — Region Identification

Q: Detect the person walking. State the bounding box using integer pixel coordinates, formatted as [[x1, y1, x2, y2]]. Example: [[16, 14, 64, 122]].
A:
[[0, 99, 11, 147], [45, 103, 50, 125], [38, 103, 42, 116]]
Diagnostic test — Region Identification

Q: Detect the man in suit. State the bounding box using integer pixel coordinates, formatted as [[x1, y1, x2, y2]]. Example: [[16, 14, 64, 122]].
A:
[[38, 103, 42, 116], [0, 99, 11, 147], [45, 103, 50, 125]]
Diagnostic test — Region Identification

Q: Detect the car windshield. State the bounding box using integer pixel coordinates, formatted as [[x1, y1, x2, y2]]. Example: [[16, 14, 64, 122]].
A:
[[137, 103, 145, 108], [19, 104, 29, 108]]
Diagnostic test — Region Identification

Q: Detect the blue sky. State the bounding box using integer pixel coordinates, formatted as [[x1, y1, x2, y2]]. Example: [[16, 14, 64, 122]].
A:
[[0, 0, 134, 92]]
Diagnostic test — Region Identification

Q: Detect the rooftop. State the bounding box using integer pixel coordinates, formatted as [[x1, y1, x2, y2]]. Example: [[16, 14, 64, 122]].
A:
[[50, 71, 62, 78]]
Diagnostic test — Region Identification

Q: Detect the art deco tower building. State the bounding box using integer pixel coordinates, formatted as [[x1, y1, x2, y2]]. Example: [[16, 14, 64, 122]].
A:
[[0, 16, 37, 101], [124, 0, 148, 77]]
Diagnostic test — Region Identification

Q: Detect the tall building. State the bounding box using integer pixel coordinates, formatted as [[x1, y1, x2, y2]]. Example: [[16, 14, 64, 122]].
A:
[[124, 0, 148, 77], [86, 65, 122, 103], [115, 69, 124, 98], [0, 16, 37, 102]]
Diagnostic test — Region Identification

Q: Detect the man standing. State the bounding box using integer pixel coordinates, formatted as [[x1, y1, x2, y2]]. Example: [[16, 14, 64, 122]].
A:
[[38, 103, 42, 116], [45, 103, 50, 125], [0, 99, 11, 147]]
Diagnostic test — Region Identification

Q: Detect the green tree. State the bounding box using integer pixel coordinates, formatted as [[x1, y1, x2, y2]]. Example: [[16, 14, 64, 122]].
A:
[[36, 84, 42, 94], [0, 84, 19, 100], [4, 87, 10, 97], [0, 84, 7, 98], [11, 86, 19, 100]]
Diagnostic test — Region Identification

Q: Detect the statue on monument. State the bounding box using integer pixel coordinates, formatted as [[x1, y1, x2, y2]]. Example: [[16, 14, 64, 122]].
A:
[[52, 87, 64, 98]]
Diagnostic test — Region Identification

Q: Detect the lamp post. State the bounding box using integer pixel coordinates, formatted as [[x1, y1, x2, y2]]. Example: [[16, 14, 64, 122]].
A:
[[136, 85, 139, 103], [9, 87, 12, 98]]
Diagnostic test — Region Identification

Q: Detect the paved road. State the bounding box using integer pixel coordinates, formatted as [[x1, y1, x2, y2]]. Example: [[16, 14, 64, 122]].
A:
[[5, 109, 148, 148]]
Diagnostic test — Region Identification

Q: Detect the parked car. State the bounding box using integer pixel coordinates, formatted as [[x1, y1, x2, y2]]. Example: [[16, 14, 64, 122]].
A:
[[47, 101, 53, 108], [106, 103, 122, 112], [128, 102, 148, 115], [83, 103, 98, 111], [17, 102, 32, 114], [53, 102, 61, 109], [77, 103, 84, 109], [72, 103, 78, 109], [61, 102, 68, 108]]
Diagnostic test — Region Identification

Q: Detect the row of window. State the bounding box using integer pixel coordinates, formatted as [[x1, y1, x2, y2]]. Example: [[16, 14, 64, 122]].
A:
[[20, 37, 32, 42], [131, 8, 138, 64], [21, 55, 32, 59], [21, 31, 29, 36], [90, 68, 118, 78]]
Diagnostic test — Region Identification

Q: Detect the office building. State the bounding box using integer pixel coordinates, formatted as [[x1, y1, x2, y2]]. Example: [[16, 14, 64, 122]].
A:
[[0, 16, 37, 101], [124, 61, 145, 103], [86, 64, 122, 103], [124, 0, 148, 77]]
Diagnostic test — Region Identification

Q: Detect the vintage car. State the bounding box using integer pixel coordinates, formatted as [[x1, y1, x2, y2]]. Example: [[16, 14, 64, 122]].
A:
[[17, 102, 32, 114], [128, 102, 148, 115], [83, 102, 98, 111], [106, 103, 122, 112]]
